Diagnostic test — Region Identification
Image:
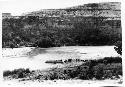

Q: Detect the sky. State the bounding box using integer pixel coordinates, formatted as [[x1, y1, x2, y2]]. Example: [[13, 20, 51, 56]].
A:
[[0, 0, 121, 16]]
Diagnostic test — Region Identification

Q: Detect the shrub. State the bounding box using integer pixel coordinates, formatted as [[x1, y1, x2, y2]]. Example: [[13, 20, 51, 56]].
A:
[[3, 70, 12, 77], [89, 57, 122, 64], [114, 41, 122, 55], [3, 68, 32, 79], [77, 66, 91, 79], [102, 57, 122, 63], [39, 69, 70, 80], [93, 63, 122, 80], [93, 64, 105, 80], [65, 67, 80, 78]]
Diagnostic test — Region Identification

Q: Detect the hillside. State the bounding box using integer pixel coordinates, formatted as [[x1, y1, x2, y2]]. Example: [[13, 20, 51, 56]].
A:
[[2, 2, 122, 48], [24, 2, 121, 19]]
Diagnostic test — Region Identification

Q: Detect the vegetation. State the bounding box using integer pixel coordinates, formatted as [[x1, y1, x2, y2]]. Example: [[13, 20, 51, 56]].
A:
[[3, 2, 122, 83], [114, 41, 122, 55], [3, 68, 31, 79], [3, 57, 122, 81], [2, 16, 122, 48]]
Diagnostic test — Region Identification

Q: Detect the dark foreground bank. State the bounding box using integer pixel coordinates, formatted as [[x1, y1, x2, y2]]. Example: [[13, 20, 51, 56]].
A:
[[3, 56, 122, 82]]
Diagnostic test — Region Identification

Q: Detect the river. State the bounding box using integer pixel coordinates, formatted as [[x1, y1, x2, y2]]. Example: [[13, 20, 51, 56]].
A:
[[2, 46, 120, 71]]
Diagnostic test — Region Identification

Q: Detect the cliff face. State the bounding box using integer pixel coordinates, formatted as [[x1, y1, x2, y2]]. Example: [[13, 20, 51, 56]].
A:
[[24, 2, 121, 19]]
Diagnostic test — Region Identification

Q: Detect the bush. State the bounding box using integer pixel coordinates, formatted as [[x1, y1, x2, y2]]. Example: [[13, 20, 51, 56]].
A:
[[93, 63, 122, 80], [3, 70, 12, 77], [77, 66, 91, 79], [3, 68, 32, 79], [114, 41, 122, 55], [93, 64, 105, 79]]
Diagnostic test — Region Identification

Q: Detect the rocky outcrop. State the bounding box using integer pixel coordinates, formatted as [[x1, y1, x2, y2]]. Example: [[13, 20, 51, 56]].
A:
[[24, 2, 121, 20]]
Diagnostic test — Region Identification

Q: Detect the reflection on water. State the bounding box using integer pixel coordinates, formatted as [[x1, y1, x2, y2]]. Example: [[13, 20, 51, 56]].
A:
[[26, 48, 47, 58]]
